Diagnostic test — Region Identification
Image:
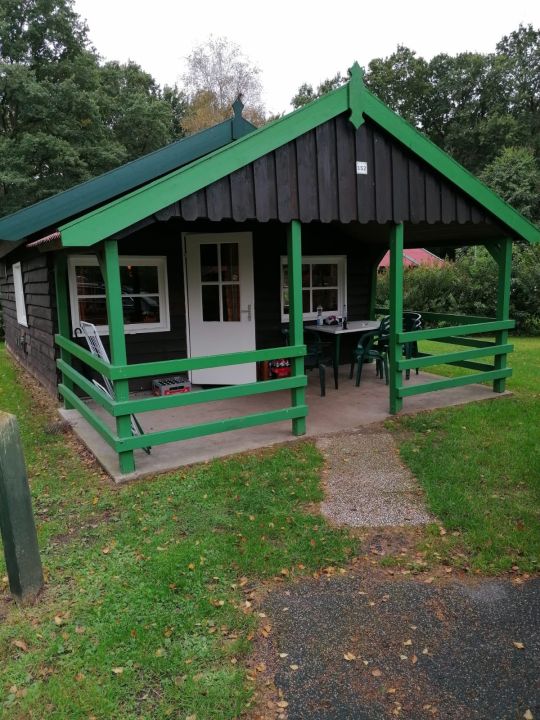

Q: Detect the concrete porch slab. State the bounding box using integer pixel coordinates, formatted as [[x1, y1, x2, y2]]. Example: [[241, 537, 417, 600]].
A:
[[59, 366, 510, 483]]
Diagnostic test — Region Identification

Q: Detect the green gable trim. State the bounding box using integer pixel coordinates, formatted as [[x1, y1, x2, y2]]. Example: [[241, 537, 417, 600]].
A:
[[0, 114, 255, 244], [59, 65, 540, 248], [59, 86, 350, 247]]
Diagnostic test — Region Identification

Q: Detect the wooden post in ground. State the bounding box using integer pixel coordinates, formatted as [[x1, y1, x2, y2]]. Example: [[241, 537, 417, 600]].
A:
[[287, 220, 307, 436], [54, 254, 75, 409], [0, 412, 44, 603]]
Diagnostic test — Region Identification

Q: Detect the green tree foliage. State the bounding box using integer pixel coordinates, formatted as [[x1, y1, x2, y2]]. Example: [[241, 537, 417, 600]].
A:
[[291, 72, 347, 109], [0, 0, 184, 216], [480, 147, 540, 223], [291, 25, 540, 205]]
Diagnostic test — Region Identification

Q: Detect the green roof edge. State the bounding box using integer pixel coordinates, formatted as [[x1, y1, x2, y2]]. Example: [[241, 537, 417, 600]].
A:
[[53, 65, 540, 247], [0, 113, 255, 243]]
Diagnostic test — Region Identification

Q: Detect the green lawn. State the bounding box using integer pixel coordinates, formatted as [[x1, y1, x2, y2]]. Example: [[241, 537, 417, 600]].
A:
[[0, 345, 355, 719], [1, 336, 538, 717], [392, 336, 540, 573]]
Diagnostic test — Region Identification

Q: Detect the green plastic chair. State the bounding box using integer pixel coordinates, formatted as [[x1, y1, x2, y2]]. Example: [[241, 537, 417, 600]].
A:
[[349, 323, 389, 386], [281, 327, 335, 396]]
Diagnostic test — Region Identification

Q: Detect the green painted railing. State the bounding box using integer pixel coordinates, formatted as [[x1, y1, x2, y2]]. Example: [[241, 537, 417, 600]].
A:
[[55, 335, 308, 461], [374, 308, 515, 406]]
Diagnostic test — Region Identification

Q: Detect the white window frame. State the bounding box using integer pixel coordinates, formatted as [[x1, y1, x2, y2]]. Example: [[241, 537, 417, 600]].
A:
[[280, 255, 347, 322], [68, 255, 170, 336], [12, 262, 28, 327]]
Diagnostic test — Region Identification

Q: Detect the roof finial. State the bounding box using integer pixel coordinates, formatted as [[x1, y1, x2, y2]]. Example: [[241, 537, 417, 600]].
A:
[[348, 61, 364, 84], [232, 94, 245, 118]]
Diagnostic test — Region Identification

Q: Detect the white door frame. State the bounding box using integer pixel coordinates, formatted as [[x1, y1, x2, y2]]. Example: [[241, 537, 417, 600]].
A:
[[182, 231, 256, 385]]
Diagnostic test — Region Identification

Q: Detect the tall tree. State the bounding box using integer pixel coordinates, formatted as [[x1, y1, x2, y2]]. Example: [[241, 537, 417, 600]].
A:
[[480, 146, 540, 224], [181, 36, 264, 133], [291, 72, 346, 109]]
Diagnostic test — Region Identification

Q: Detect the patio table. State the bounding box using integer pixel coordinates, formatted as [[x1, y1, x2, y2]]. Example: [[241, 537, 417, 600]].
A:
[[306, 320, 381, 390]]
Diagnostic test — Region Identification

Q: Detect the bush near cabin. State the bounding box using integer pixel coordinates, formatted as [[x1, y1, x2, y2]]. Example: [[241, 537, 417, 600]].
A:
[[376, 244, 540, 335]]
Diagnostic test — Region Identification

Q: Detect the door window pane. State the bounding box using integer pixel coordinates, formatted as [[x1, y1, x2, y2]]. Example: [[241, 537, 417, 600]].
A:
[[202, 285, 220, 321], [200, 244, 219, 282], [221, 243, 239, 281], [222, 285, 240, 321], [120, 265, 159, 294]]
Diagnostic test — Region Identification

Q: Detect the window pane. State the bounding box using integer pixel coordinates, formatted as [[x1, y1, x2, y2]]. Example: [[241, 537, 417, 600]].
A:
[[283, 289, 310, 315], [282, 264, 309, 287], [222, 284, 240, 321], [78, 297, 108, 325], [202, 285, 220, 321], [200, 244, 219, 282], [312, 288, 337, 311], [120, 265, 159, 294], [221, 243, 239, 281], [123, 295, 161, 325], [75, 265, 104, 295], [312, 263, 338, 287]]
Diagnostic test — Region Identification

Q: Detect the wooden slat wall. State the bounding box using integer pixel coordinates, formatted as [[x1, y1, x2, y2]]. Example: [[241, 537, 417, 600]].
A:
[[0, 250, 58, 392], [173, 115, 491, 226]]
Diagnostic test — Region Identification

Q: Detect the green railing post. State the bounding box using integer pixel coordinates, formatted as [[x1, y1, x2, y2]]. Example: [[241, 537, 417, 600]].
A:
[[389, 223, 404, 413], [0, 412, 44, 603], [102, 239, 135, 474], [490, 237, 512, 393], [287, 220, 307, 436], [54, 254, 74, 409]]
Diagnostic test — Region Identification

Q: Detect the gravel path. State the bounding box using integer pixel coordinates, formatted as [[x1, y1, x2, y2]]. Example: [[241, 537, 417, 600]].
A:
[[318, 430, 435, 527], [261, 571, 540, 720]]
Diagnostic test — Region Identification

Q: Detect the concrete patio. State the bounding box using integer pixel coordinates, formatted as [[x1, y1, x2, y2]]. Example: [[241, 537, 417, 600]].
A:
[[60, 365, 508, 482]]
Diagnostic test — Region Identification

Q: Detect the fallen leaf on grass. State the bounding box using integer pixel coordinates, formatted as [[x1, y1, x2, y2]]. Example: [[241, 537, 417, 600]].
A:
[[112, 667, 124, 675], [403, 639, 413, 646], [411, 655, 418, 664], [12, 639, 28, 652], [513, 641, 525, 650], [371, 669, 382, 677], [523, 710, 533, 719], [290, 664, 299, 670], [155, 648, 166, 657], [343, 652, 356, 661], [278, 653, 288, 658], [75, 672, 85, 682], [276, 701, 288, 708]]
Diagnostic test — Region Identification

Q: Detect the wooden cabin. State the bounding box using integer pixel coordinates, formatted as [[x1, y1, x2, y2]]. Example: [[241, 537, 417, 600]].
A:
[[1, 64, 538, 476]]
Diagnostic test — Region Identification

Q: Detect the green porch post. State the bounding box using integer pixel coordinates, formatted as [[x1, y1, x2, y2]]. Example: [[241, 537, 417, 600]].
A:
[[54, 253, 74, 409], [488, 237, 513, 393], [287, 220, 307, 436], [102, 239, 135, 474], [389, 223, 404, 414]]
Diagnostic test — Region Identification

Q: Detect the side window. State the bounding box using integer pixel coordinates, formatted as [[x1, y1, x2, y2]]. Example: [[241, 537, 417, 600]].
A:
[[12, 262, 28, 327]]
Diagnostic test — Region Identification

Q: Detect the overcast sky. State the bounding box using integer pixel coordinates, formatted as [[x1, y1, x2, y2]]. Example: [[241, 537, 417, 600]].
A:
[[74, 0, 539, 114]]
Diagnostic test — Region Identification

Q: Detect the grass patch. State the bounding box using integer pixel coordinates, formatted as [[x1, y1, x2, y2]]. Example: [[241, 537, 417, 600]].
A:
[[0, 345, 355, 719], [392, 336, 540, 573]]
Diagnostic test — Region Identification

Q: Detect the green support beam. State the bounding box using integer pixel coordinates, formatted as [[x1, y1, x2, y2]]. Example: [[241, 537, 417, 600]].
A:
[[389, 224, 404, 414], [102, 239, 135, 474], [54, 254, 74, 409], [486, 238, 513, 393], [287, 220, 307, 436]]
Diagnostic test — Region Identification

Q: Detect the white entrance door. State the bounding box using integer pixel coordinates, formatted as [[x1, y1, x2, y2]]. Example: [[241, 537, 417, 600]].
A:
[[184, 232, 256, 385]]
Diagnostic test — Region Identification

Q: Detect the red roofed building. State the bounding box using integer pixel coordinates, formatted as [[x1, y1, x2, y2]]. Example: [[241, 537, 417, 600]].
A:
[[379, 248, 444, 270]]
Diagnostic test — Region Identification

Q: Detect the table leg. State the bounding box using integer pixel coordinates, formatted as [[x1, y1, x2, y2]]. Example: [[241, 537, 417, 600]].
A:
[[334, 335, 340, 389]]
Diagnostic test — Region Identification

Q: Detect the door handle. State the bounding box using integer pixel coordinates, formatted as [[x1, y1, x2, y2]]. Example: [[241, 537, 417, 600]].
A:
[[241, 304, 252, 321]]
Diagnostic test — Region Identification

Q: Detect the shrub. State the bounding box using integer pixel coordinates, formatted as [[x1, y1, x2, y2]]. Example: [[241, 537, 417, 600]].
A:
[[376, 245, 540, 335]]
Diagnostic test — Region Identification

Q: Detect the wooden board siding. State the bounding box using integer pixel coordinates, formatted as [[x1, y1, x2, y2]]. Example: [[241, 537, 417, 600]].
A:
[[157, 115, 494, 227], [0, 250, 58, 392]]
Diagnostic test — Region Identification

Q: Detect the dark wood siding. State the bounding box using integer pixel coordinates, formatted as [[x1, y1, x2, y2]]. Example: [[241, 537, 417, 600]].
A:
[[163, 115, 492, 227], [0, 249, 57, 392]]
